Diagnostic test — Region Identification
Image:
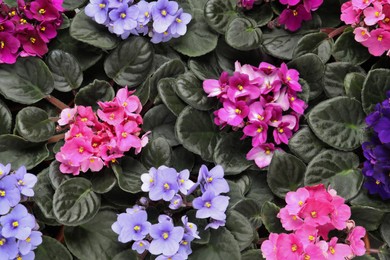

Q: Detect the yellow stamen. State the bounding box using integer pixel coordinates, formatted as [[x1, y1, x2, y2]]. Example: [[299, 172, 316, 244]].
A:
[[375, 11, 380, 17], [385, 17, 390, 23], [207, 177, 213, 183], [257, 127, 263, 133], [120, 13, 126, 18], [149, 178, 154, 183], [290, 97, 295, 101], [304, 255, 310, 260], [26, 237, 31, 243], [79, 147, 84, 153], [30, 37, 36, 44], [111, 159, 117, 163], [0, 25, 3, 31], [163, 232, 169, 239], [144, 11, 149, 17], [18, 180, 24, 185], [38, 8, 46, 14], [0, 190, 5, 197], [134, 225, 140, 231], [176, 18, 182, 23], [292, 215, 297, 221], [121, 132, 128, 138], [9, 11, 16, 16], [81, 117, 88, 122], [161, 10, 167, 16], [265, 148, 271, 155], [188, 224, 193, 228], [308, 235, 315, 241], [122, 102, 128, 107], [139, 242, 144, 247], [311, 211, 317, 218], [40, 26, 46, 31], [238, 85, 244, 91], [278, 128, 284, 133], [293, 10, 298, 16], [12, 221, 19, 227], [182, 240, 188, 245], [291, 244, 298, 252], [99, 3, 106, 8], [378, 35, 383, 41], [164, 183, 170, 190], [376, 180, 381, 185], [0, 41, 4, 49], [163, 31, 168, 35], [180, 179, 185, 183], [17, 256, 22, 260], [20, 19, 27, 24], [109, 113, 115, 120], [93, 143, 98, 147], [287, 76, 291, 81], [75, 133, 82, 138], [0, 238, 5, 246], [329, 246, 335, 254], [361, 30, 366, 36], [90, 158, 95, 163], [235, 109, 242, 114], [298, 201, 303, 206], [205, 202, 211, 208], [257, 115, 264, 120]]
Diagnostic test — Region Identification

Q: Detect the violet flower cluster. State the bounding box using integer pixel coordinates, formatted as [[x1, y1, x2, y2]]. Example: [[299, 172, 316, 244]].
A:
[[261, 184, 366, 259], [0, 0, 63, 64], [0, 164, 42, 260], [341, 0, 390, 56], [112, 165, 230, 259], [362, 91, 390, 199], [85, 0, 192, 44], [56, 87, 149, 176], [278, 0, 323, 31], [203, 61, 307, 169]]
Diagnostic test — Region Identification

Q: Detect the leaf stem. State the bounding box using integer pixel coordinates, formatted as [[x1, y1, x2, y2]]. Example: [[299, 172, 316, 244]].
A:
[[47, 133, 65, 144], [45, 95, 69, 110], [323, 25, 349, 39], [56, 225, 65, 243]]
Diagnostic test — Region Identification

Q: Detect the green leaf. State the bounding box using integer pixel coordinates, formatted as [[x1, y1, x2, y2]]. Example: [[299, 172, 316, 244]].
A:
[[175, 106, 220, 161], [288, 53, 325, 100], [293, 32, 334, 63], [49, 161, 71, 189], [344, 72, 365, 102], [308, 96, 365, 151], [47, 50, 83, 92], [323, 62, 365, 98], [15, 107, 55, 143], [191, 228, 241, 259], [53, 178, 101, 226], [261, 201, 284, 233], [75, 80, 115, 110], [0, 99, 12, 135], [0, 57, 54, 104], [64, 210, 127, 260], [204, 0, 238, 34], [233, 199, 262, 229], [361, 69, 390, 113], [351, 189, 390, 213], [34, 168, 56, 220], [245, 171, 274, 209], [112, 250, 138, 260], [380, 214, 390, 245], [316, 0, 341, 27], [70, 10, 119, 50], [0, 135, 49, 170], [63, 0, 87, 10], [351, 206, 385, 231], [112, 156, 147, 193], [305, 150, 363, 200], [213, 132, 252, 175], [104, 37, 154, 86], [171, 146, 195, 171], [242, 250, 263, 260], [288, 126, 327, 164], [188, 54, 223, 81], [267, 152, 306, 198], [332, 31, 370, 65], [3, 0, 17, 7], [148, 59, 186, 101], [143, 104, 179, 146], [141, 137, 172, 168], [170, 0, 218, 57], [245, 3, 274, 27], [158, 78, 187, 116], [35, 236, 73, 260], [174, 72, 216, 111], [225, 17, 262, 51], [88, 168, 117, 194], [226, 210, 255, 251]]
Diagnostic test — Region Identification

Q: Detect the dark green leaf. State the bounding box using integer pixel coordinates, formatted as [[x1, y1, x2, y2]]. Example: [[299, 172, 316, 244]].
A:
[[112, 250, 138, 260], [351, 189, 390, 213], [316, 0, 341, 27], [49, 161, 71, 189], [141, 137, 172, 168], [112, 156, 147, 193], [245, 4, 274, 27], [380, 214, 390, 245], [242, 250, 263, 260], [213, 132, 252, 175], [75, 80, 115, 110], [3, 0, 17, 7], [175, 106, 220, 161], [225, 17, 262, 51], [15, 107, 55, 143], [35, 236, 73, 260], [323, 62, 365, 98], [186, 209, 210, 245], [305, 150, 363, 200], [288, 126, 327, 163], [267, 152, 306, 198], [333, 31, 370, 65], [158, 78, 187, 116], [233, 199, 262, 229], [261, 201, 284, 233], [188, 54, 223, 81], [308, 96, 365, 151], [53, 178, 101, 226], [63, 0, 87, 10], [0, 135, 49, 169], [89, 168, 117, 194], [70, 10, 119, 50], [171, 146, 195, 171], [361, 69, 390, 113], [226, 210, 255, 251], [34, 168, 56, 220], [0, 57, 54, 104], [47, 50, 83, 92], [0, 99, 12, 135], [352, 206, 385, 231], [104, 37, 154, 86], [344, 72, 365, 102], [204, 0, 238, 34], [245, 171, 274, 209], [293, 32, 334, 63]]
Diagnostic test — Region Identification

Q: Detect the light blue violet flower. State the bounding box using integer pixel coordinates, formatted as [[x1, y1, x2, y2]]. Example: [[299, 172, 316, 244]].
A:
[[85, 0, 110, 24], [0, 204, 36, 240], [149, 219, 184, 256], [109, 4, 139, 35], [13, 166, 37, 198], [151, 0, 178, 33], [192, 190, 229, 221], [111, 209, 151, 243], [0, 176, 21, 215]]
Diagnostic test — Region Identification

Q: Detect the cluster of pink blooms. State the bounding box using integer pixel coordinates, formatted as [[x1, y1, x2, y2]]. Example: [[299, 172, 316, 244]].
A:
[[237, 0, 256, 10], [341, 0, 390, 56], [203, 61, 307, 169], [261, 184, 367, 260], [0, 0, 63, 64], [278, 0, 323, 31], [55, 87, 149, 176]]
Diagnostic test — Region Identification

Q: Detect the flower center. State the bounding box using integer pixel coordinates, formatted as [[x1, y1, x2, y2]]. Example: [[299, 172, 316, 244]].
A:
[[99, 3, 106, 8], [375, 11, 380, 17], [278, 128, 284, 133], [163, 31, 168, 35], [0, 41, 4, 49], [385, 17, 390, 23], [120, 13, 126, 19], [180, 179, 185, 183], [257, 127, 263, 133], [290, 96, 295, 101], [12, 221, 19, 227], [207, 177, 213, 183], [265, 148, 271, 155], [304, 255, 310, 260], [286, 76, 291, 81], [376, 180, 381, 185], [235, 108, 242, 114], [176, 18, 182, 23], [310, 211, 317, 218], [30, 37, 36, 44], [122, 102, 127, 107], [39, 8, 46, 14], [18, 180, 24, 186], [329, 246, 335, 254], [90, 158, 95, 163], [161, 10, 167, 16], [16, 256, 22, 260], [238, 85, 244, 91], [308, 235, 315, 241], [257, 115, 264, 120], [121, 132, 127, 138], [144, 11, 149, 17], [292, 10, 298, 16], [205, 202, 211, 208], [149, 178, 153, 183], [188, 223, 193, 228], [26, 237, 31, 243], [291, 244, 297, 252], [378, 35, 383, 41], [182, 240, 188, 245], [292, 215, 297, 221], [163, 232, 169, 239], [20, 18, 27, 24], [81, 117, 88, 122], [109, 113, 115, 120], [139, 242, 144, 247], [0, 25, 3, 31], [134, 225, 140, 231], [41, 26, 46, 31], [164, 183, 170, 190], [8, 11, 16, 16], [79, 147, 84, 153], [0, 238, 5, 246], [0, 190, 5, 197], [298, 201, 303, 206]]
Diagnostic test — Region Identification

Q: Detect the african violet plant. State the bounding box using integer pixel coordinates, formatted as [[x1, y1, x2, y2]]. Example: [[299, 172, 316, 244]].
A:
[[0, 0, 390, 259]]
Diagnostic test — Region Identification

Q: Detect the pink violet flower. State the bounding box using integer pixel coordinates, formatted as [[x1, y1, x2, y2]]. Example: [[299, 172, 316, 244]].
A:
[[302, 244, 326, 260], [246, 143, 279, 168], [227, 72, 261, 102], [347, 226, 366, 256], [341, 1, 362, 25], [261, 233, 279, 260], [351, 0, 373, 10], [0, 32, 20, 63], [285, 187, 310, 215], [243, 121, 268, 146], [295, 224, 318, 247], [217, 100, 249, 127], [326, 237, 353, 259], [278, 207, 304, 231], [279, 63, 302, 92], [379, 4, 390, 29], [354, 27, 370, 42], [299, 198, 333, 226], [276, 233, 304, 259], [247, 102, 272, 123], [361, 28, 390, 56], [364, 2, 385, 26], [203, 71, 229, 98], [279, 4, 312, 32], [303, 0, 324, 12]]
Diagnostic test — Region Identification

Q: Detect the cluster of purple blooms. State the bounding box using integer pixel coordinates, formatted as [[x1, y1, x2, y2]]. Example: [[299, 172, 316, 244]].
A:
[[111, 164, 230, 259], [85, 0, 192, 44], [362, 91, 390, 200], [0, 164, 42, 260], [203, 61, 307, 169]]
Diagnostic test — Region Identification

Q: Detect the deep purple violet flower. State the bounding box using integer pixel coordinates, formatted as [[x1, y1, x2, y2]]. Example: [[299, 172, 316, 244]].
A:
[[85, 0, 110, 24], [111, 209, 151, 243], [149, 219, 184, 256], [108, 4, 139, 35], [151, 0, 178, 33], [192, 190, 229, 221]]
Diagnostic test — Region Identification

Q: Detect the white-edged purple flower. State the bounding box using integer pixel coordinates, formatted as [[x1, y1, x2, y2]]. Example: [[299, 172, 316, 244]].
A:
[[181, 216, 199, 239], [141, 167, 157, 192], [111, 210, 151, 243], [192, 190, 229, 221], [108, 4, 139, 35], [131, 240, 149, 254], [149, 220, 184, 256], [169, 194, 183, 210], [0, 176, 21, 215], [85, 0, 110, 24], [205, 219, 226, 230], [198, 165, 229, 195], [177, 169, 194, 195], [151, 0, 178, 33], [0, 234, 18, 259], [150, 29, 173, 43], [170, 8, 191, 36], [0, 164, 11, 179], [108, 0, 132, 8], [149, 167, 179, 201], [0, 204, 36, 240], [136, 0, 154, 25], [13, 166, 37, 198], [18, 230, 42, 255]]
